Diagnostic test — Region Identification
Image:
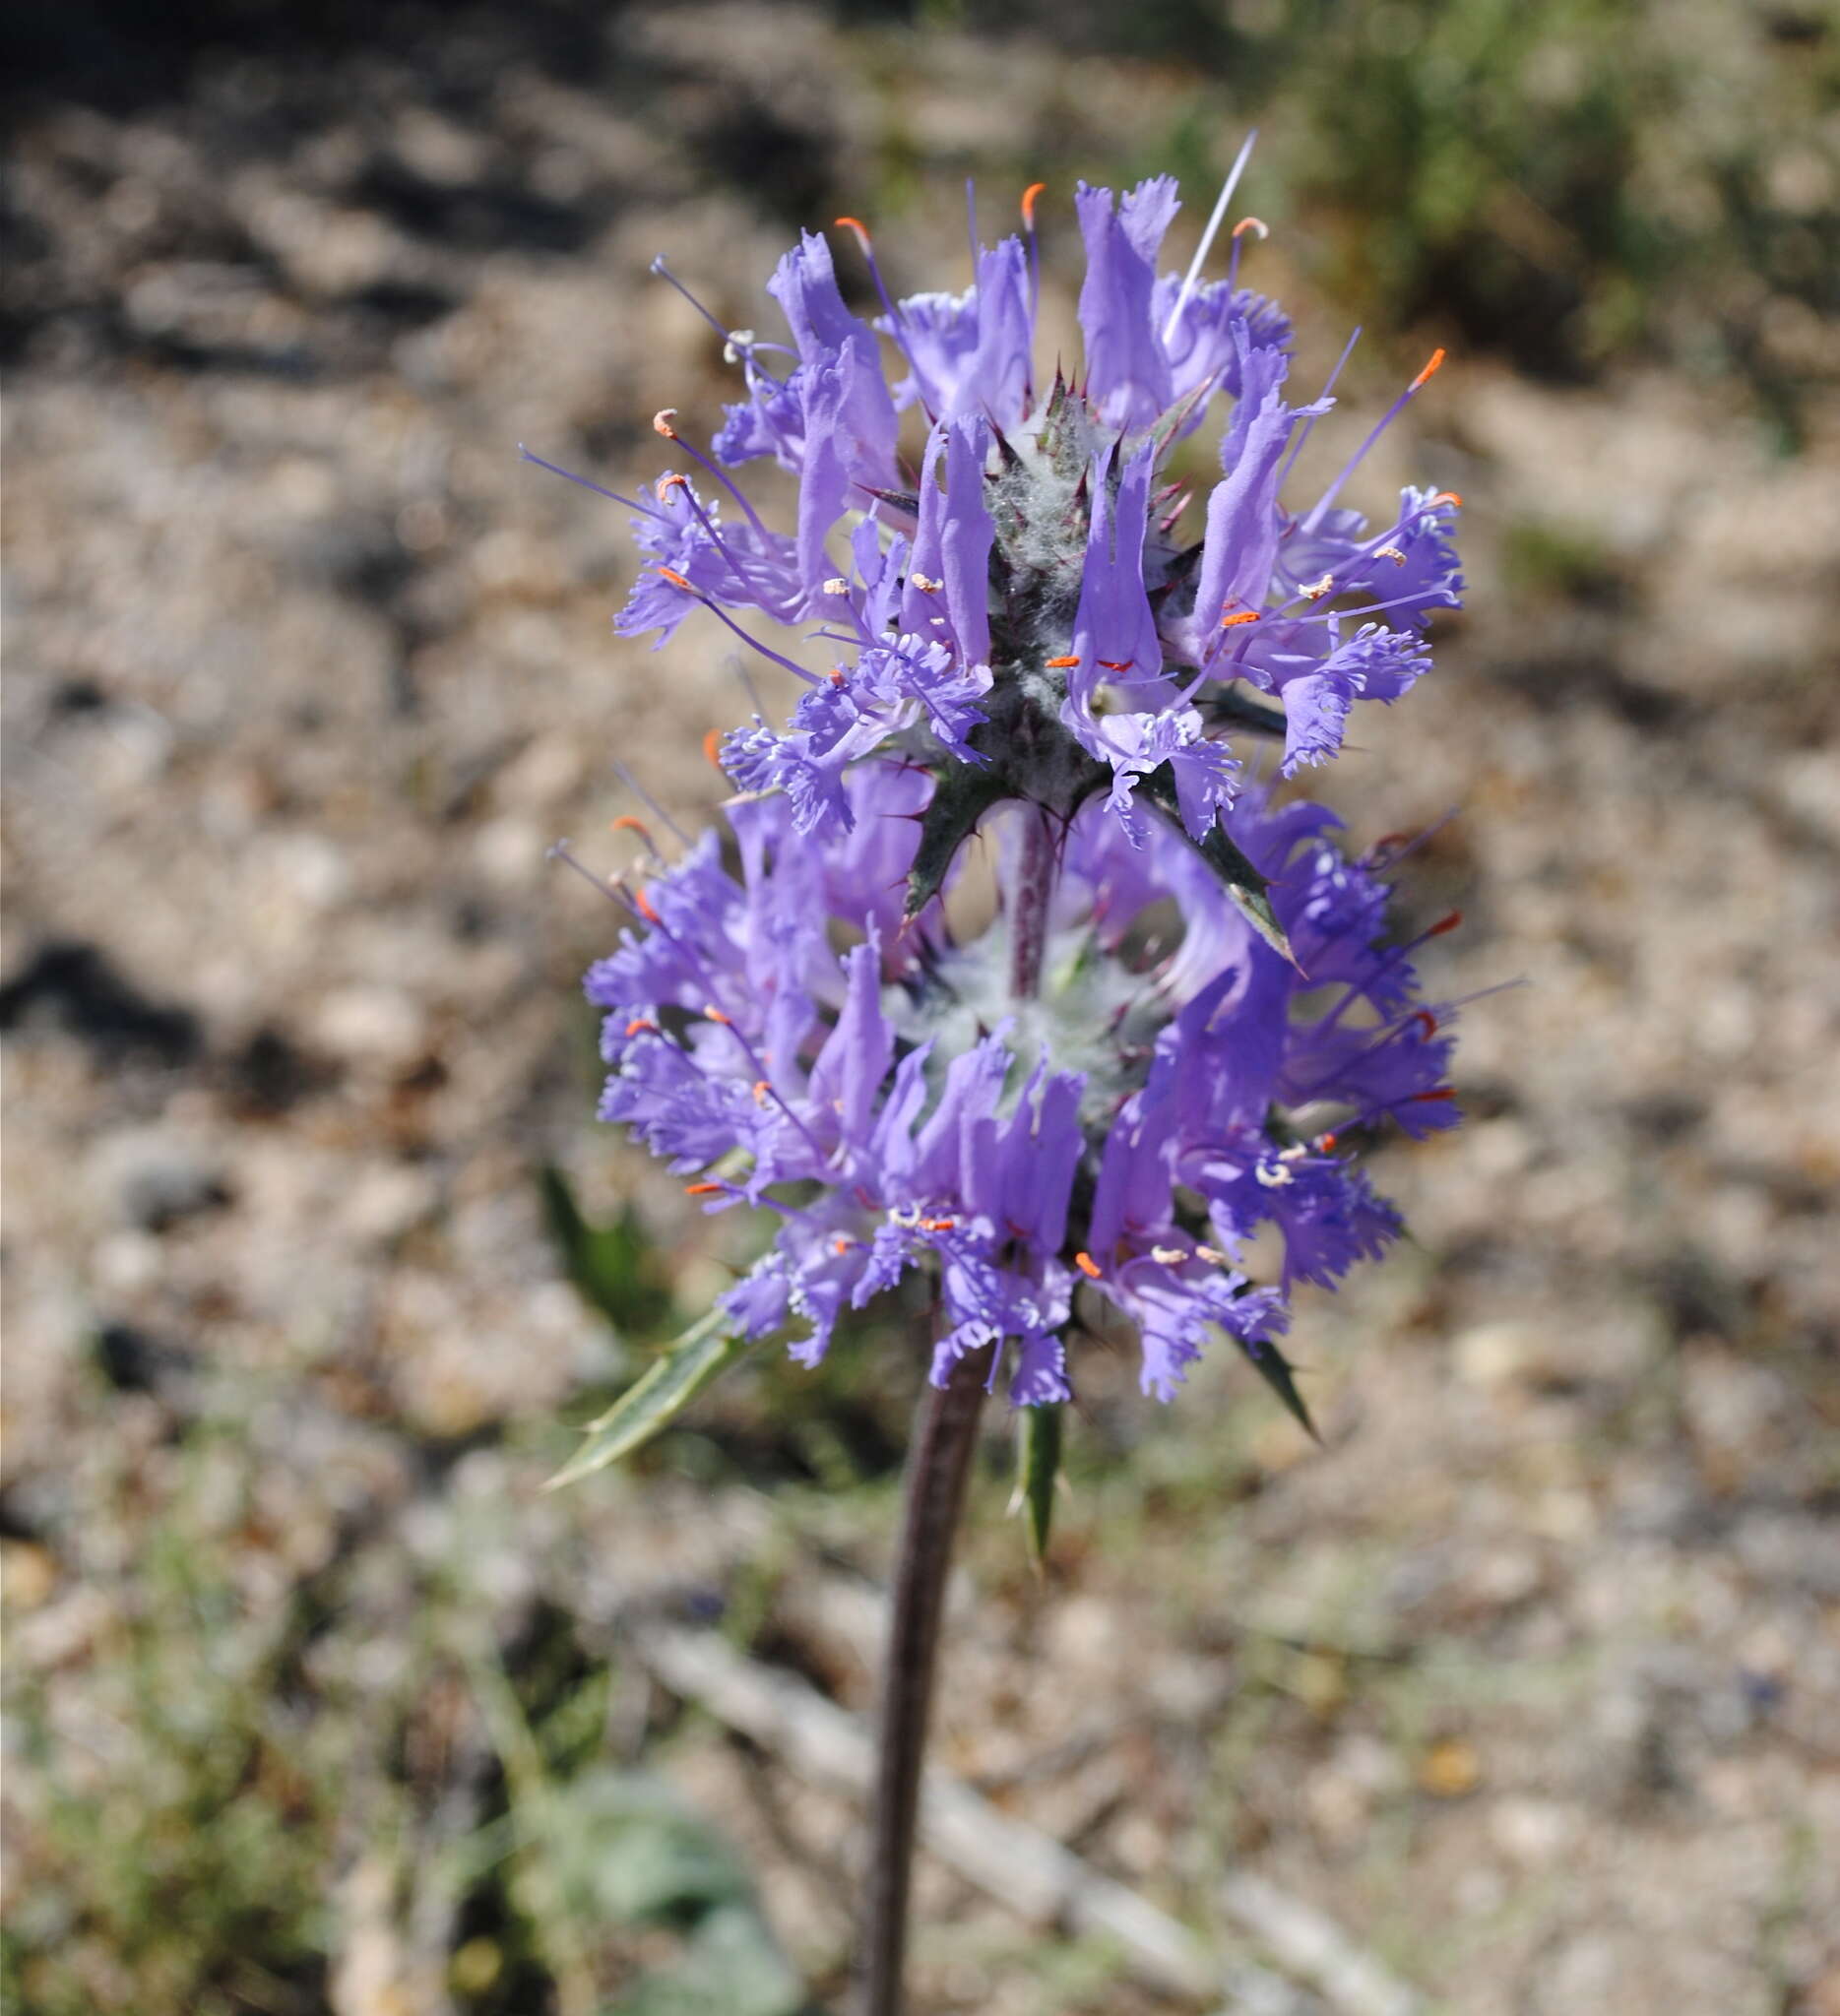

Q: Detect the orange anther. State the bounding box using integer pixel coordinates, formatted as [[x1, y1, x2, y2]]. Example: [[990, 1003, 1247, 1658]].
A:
[[833, 1236, 851, 1255], [1410, 1086, 1457, 1102], [920, 1216, 957, 1232], [653, 408, 679, 438], [1430, 490, 1463, 509], [1428, 910, 1463, 937], [634, 888, 661, 924], [1044, 654, 1081, 668], [705, 1006, 732, 1025], [1073, 1250, 1103, 1280], [1021, 182, 1047, 227], [703, 727, 724, 768], [623, 1017, 659, 1037], [1412, 1010, 1438, 1038], [1409, 347, 1446, 393], [611, 814, 651, 837], [1315, 1132, 1339, 1153], [655, 565, 693, 591], [1233, 216, 1270, 239], [1220, 609, 1260, 629], [827, 665, 847, 684], [1096, 659, 1134, 672], [835, 216, 873, 254], [752, 1079, 771, 1104], [684, 1181, 726, 1196], [655, 472, 688, 501]]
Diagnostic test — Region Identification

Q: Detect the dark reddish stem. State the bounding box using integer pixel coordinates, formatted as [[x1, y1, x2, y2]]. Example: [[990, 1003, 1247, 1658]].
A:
[[857, 1341, 993, 2016], [1007, 804, 1057, 1002]]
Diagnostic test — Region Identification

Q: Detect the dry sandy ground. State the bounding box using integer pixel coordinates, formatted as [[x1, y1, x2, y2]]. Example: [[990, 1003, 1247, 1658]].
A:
[[5, 7, 1839, 2013]]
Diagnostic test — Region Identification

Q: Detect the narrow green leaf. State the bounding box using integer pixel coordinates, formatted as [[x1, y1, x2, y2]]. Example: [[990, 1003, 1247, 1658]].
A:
[[539, 1165, 674, 1337], [1241, 1336, 1321, 1444], [1017, 1404, 1063, 1569], [546, 1310, 752, 1488]]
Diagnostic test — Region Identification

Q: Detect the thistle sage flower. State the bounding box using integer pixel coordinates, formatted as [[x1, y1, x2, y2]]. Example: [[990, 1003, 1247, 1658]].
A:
[[562, 172, 1464, 1417]]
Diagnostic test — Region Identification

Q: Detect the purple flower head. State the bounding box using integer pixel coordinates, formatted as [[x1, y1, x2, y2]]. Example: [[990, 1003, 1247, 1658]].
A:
[[560, 156, 1471, 1424], [584, 756, 1464, 1409]]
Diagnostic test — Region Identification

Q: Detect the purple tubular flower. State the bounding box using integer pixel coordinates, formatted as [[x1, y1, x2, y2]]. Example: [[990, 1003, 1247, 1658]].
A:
[[886, 237, 1035, 427], [1152, 274, 1293, 417], [1075, 177, 1179, 430], [615, 477, 802, 643], [903, 414, 995, 666], [569, 159, 1470, 1417]]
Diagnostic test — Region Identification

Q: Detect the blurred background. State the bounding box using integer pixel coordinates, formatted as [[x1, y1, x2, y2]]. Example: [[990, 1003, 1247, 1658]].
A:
[[4, 2, 1838, 2011]]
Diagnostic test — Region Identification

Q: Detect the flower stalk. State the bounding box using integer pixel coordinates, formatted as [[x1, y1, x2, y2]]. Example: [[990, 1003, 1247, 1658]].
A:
[[858, 1339, 993, 2016]]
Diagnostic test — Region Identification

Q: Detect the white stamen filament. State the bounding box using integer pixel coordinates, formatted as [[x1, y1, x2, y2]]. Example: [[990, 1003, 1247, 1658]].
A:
[[1161, 128, 1257, 346]]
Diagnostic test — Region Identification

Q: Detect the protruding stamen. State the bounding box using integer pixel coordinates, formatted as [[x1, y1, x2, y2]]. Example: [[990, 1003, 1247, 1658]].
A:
[[1096, 659, 1134, 672], [613, 760, 691, 846], [1374, 545, 1407, 566], [920, 1216, 957, 1232], [624, 1017, 660, 1038], [520, 447, 666, 523], [1021, 181, 1046, 347], [752, 1080, 771, 1105], [909, 572, 942, 593], [1427, 910, 1463, 937], [832, 1236, 852, 1255], [1151, 1244, 1190, 1266], [1220, 608, 1260, 629], [1275, 323, 1362, 491], [1162, 127, 1258, 345], [634, 888, 661, 924], [704, 1005, 733, 1025], [684, 1181, 727, 1196], [1073, 1250, 1103, 1280], [1430, 490, 1463, 508], [656, 472, 689, 501], [610, 813, 663, 861], [822, 576, 851, 595], [1412, 1010, 1439, 1037], [703, 727, 724, 769], [1314, 1132, 1339, 1153], [1410, 1086, 1457, 1102], [1232, 216, 1270, 240], [1044, 654, 1081, 668], [834, 213, 904, 329], [653, 409, 679, 439], [655, 565, 693, 591], [1304, 346, 1451, 533], [1302, 573, 1335, 600]]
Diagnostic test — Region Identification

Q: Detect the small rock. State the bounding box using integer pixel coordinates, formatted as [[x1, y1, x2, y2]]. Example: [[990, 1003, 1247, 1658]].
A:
[[311, 986, 425, 1068]]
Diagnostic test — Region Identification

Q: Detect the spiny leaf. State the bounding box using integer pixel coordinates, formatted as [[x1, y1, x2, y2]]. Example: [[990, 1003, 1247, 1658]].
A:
[[906, 764, 1008, 919], [1016, 1404, 1063, 1570], [1199, 687, 1290, 739], [1143, 767, 1298, 969], [546, 1309, 753, 1488], [1241, 1335, 1321, 1443]]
